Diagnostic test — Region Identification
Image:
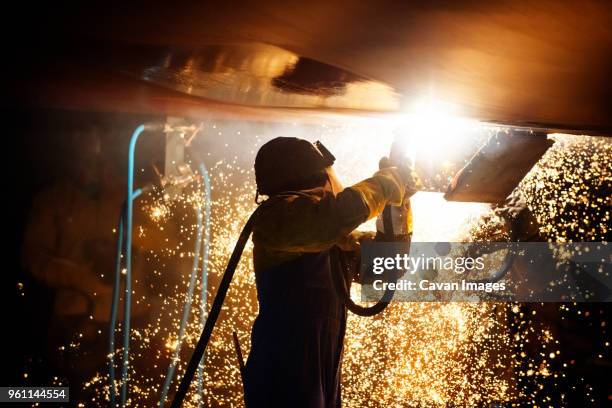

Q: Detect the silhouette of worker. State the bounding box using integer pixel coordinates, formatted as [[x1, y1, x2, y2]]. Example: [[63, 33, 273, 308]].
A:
[[245, 137, 417, 407], [21, 125, 152, 390]]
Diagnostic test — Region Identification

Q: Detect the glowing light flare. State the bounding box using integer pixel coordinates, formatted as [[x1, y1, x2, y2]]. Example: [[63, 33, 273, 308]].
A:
[[397, 97, 480, 165], [78, 123, 612, 407], [411, 192, 489, 241]]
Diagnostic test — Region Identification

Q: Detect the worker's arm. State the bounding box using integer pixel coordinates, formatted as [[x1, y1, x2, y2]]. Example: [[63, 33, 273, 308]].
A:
[[254, 167, 412, 252]]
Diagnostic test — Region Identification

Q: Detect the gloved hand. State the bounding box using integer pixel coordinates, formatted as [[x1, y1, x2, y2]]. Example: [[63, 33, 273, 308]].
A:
[[336, 231, 376, 284], [337, 230, 376, 252], [376, 155, 418, 240], [378, 156, 420, 199]]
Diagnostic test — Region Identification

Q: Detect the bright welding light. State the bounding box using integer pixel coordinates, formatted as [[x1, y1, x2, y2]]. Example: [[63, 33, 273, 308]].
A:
[[398, 97, 478, 164]]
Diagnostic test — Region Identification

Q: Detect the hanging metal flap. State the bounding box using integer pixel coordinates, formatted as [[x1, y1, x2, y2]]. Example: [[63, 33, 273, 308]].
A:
[[444, 130, 554, 203]]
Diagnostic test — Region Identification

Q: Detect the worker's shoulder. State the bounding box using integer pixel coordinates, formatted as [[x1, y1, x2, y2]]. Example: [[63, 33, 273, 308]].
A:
[[254, 188, 326, 219], [264, 188, 326, 206]]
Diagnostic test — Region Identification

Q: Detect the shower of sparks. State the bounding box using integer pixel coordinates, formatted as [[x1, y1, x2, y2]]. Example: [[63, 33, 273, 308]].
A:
[[146, 202, 171, 223], [67, 123, 609, 407], [518, 134, 611, 243]]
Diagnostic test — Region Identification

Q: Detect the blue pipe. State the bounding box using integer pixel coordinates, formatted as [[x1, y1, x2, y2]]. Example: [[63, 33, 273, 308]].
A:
[[109, 203, 126, 407], [120, 123, 147, 407], [196, 164, 212, 405], [159, 164, 212, 407], [110, 123, 211, 406], [159, 204, 205, 406], [109, 188, 144, 407]]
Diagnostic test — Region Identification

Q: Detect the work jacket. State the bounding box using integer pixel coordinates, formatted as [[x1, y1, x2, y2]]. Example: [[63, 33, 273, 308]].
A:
[[244, 167, 411, 408]]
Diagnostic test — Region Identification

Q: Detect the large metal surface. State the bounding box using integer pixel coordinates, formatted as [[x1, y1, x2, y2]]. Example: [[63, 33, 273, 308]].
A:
[[9, 1, 612, 133], [131, 43, 398, 110]]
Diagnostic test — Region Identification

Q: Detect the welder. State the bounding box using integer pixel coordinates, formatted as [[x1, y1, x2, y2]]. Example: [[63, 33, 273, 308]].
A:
[[244, 136, 417, 407], [21, 124, 173, 392], [22, 125, 129, 387]]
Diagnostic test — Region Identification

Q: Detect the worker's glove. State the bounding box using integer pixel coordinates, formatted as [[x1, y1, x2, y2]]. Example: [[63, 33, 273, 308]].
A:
[[378, 156, 420, 199], [337, 230, 376, 252], [336, 231, 376, 283], [376, 156, 417, 240]]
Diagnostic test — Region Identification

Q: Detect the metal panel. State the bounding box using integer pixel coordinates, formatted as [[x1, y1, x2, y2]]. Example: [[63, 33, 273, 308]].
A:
[[444, 130, 553, 203]]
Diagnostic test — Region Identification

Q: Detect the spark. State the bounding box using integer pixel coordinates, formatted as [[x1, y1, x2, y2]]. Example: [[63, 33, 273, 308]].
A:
[[69, 122, 609, 406]]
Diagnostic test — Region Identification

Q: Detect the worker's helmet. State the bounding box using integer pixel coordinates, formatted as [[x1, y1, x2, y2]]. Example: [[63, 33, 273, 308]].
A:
[[255, 137, 335, 196]]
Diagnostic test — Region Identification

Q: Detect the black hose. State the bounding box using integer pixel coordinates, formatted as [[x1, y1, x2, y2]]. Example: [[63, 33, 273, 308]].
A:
[[169, 211, 257, 408], [170, 204, 403, 405], [329, 205, 403, 317], [329, 246, 396, 317], [466, 243, 516, 284]]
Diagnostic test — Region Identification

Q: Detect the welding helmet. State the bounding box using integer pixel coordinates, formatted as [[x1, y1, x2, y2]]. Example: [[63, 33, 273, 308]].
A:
[[255, 137, 336, 197]]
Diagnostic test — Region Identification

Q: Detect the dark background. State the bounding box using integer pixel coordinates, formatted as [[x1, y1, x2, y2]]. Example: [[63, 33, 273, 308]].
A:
[[3, 108, 610, 406]]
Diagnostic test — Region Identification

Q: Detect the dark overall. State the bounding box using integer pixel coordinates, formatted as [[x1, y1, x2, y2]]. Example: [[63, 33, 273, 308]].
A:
[[244, 250, 346, 408]]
